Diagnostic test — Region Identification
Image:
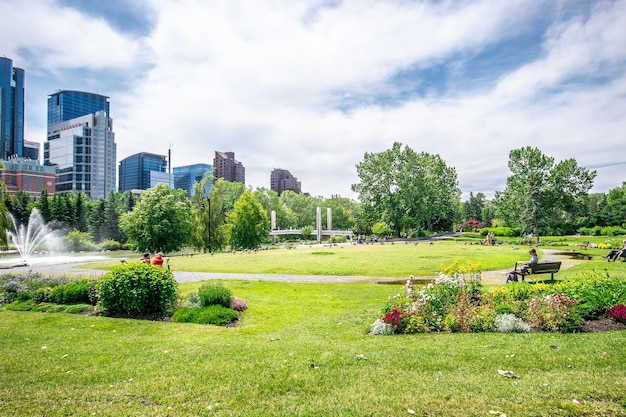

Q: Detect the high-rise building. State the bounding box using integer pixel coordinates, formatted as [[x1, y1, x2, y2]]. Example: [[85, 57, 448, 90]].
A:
[[23, 140, 40, 162], [119, 152, 168, 192], [45, 111, 116, 199], [0, 57, 25, 160], [213, 151, 245, 185], [270, 168, 301, 195], [174, 163, 213, 198], [47, 90, 110, 130]]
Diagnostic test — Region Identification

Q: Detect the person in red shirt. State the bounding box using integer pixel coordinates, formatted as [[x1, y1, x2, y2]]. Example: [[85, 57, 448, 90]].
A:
[[151, 252, 164, 267]]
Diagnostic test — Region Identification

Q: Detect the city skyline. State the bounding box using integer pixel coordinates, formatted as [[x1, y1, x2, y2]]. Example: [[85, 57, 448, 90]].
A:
[[1, 0, 625, 199]]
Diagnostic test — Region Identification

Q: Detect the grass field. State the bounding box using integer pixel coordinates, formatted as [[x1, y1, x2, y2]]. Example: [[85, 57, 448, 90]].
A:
[[1, 238, 625, 416], [86, 240, 570, 277]]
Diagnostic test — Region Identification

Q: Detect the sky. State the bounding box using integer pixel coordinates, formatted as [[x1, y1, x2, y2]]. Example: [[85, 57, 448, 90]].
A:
[[1, 0, 625, 200]]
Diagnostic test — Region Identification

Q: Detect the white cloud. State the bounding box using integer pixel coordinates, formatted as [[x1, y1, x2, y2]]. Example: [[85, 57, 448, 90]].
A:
[[2, 0, 625, 200]]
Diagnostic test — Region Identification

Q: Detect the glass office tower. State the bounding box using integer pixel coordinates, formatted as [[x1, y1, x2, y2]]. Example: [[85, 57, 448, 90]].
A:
[[174, 163, 213, 198], [0, 57, 25, 159], [119, 152, 168, 192], [47, 90, 110, 130]]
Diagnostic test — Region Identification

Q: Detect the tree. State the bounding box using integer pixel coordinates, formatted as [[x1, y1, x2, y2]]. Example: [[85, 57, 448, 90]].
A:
[[89, 199, 106, 243], [494, 147, 596, 235], [37, 189, 51, 223], [351, 142, 461, 235], [120, 184, 193, 253], [280, 190, 320, 228], [323, 196, 358, 230], [603, 182, 626, 226], [463, 192, 487, 222], [0, 162, 10, 247], [227, 190, 269, 250]]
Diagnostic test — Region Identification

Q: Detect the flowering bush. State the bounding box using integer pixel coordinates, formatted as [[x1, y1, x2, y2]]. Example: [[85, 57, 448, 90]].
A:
[[526, 294, 583, 333], [372, 271, 483, 334], [607, 304, 626, 324], [494, 314, 531, 333], [230, 296, 248, 312], [370, 318, 394, 335]]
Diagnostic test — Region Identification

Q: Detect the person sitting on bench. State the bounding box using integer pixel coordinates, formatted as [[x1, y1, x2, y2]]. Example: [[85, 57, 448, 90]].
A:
[[604, 240, 626, 262], [507, 248, 539, 283]]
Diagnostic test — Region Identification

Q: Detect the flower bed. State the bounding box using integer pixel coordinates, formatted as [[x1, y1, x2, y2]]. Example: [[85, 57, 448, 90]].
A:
[[371, 266, 626, 334]]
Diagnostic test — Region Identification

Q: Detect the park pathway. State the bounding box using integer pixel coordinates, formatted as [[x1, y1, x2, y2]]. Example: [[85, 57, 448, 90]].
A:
[[2, 248, 586, 285]]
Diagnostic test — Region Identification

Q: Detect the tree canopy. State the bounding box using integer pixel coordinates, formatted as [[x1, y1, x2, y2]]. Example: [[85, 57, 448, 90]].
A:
[[351, 142, 461, 235], [227, 190, 269, 250], [494, 147, 596, 235], [120, 184, 193, 253]]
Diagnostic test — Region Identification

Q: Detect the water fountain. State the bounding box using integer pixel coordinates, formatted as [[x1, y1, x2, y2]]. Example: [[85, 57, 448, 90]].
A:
[[5, 208, 61, 266]]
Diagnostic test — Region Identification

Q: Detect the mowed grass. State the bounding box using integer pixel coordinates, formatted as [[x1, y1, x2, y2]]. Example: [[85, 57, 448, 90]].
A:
[[88, 241, 534, 277], [1, 279, 626, 416]]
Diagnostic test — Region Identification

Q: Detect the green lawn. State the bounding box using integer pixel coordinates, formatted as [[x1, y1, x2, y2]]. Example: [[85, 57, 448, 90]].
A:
[[2, 239, 625, 416], [87, 241, 550, 277], [1, 278, 626, 416]]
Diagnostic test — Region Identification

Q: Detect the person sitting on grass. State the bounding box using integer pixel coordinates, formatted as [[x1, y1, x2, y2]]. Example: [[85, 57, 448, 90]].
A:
[[604, 240, 626, 262], [506, 248, 539, 283]]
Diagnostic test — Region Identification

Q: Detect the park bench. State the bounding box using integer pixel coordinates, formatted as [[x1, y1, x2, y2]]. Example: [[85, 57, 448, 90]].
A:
[[514, 261, 562, 282]]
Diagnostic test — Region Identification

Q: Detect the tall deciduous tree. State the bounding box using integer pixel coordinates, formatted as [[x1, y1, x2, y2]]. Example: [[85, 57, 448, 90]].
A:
[[351, 142, 461, 235], [0, 163, 10, 247], [604, 182, 626, 226], [227, 190, 269, 250], [120, 184, 193, 253], [494, 147, 596, 235]]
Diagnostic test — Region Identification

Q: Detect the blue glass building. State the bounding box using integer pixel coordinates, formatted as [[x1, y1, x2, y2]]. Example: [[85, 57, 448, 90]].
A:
[[174, 163, 213, 198], [47, 90, 110, 130], [0, 57, 25, 159], [118, 152, 168, 192]]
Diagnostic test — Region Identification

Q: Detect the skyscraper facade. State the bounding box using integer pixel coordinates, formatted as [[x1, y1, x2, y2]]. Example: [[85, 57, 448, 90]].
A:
[[174, 163, 213, 198], [45, 111, 116, 199], [270, 168, 301, 195], [119, 152, 168, 192], [0, 57, 25, 159], [47, 90, 110, 130], [213, 151, 245, 185]]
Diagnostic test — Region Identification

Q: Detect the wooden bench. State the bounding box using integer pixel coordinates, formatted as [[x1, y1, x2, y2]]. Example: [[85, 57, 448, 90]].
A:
[[514, 261, 562, 282]]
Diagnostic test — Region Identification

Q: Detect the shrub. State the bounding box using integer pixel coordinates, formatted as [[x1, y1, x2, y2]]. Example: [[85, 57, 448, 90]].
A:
[[100, 239, 123, 251], [97, 263, 178, 318], [494, 314, 531, 333], [63, 231, 98, 252], [230, 296, 248, 312], [5, 300, 36, 311], [560, 272, 626, 319], [65, 304, 94, 314], [198, 282, 232, 308], [601, 226, 626, 236], [173, 305, 238, 325], [526, 294, 583, 333], [607, 304, 626, 324], [181, 293, 202, 308], [370, 318, 394, 335], [49, 279, 94, 305], [329, 235, 348, 244]]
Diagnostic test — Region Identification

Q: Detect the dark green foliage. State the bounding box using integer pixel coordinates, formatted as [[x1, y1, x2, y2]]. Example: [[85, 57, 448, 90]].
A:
[[49, 279, 93, 305], [560, 272, 626, 319], [198, 282, 232, 308], [97, 263, 178, 317], [172, 305, 238, 325]]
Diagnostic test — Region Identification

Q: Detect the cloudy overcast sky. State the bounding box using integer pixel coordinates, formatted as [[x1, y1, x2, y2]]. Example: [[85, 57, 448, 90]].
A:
[[1, 0, 625, 199]]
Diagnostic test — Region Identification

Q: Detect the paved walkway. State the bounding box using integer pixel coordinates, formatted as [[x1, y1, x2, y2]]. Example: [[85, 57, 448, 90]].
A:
[[1, 249, 585, 285]]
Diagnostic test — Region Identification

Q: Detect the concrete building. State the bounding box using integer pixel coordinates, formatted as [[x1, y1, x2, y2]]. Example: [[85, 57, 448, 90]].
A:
[[0, 57, 25, 160], [45, 111, 116, 199], [23, 140, 40, 162], [213, 151, 245, 185], [270, 168, 301, 195]]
